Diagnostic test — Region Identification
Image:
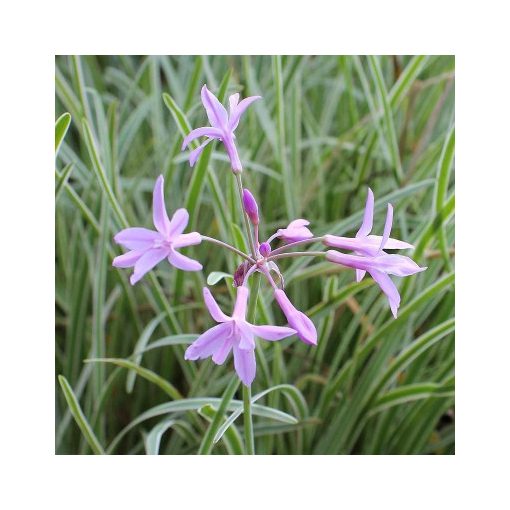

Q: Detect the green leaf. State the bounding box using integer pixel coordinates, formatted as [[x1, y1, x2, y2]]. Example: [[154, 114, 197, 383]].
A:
[[57, 375, 105, 455], [207, 271, 233, 286], [55, 112, 72, 155], [85, 358, 182, 400]]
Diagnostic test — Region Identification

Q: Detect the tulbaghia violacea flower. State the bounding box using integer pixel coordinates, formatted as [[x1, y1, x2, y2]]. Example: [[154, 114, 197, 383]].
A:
[[323, 188, 413, 282], [181, 85, 261, 173], [274, 289, 317, 345], [276, 219, 313, 243], [242, 188, 259, 225], [113, 175, 202, 285], [185, 287, 296, 385], [326, 205, 426, 317]]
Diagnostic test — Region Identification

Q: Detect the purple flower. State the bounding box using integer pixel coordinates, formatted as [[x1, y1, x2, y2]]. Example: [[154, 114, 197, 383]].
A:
[[325, 204, 426, 317], [242, 188, 259, 225], [112, 175, 202, 285], [276, 219, 313, 243], [274, 289, 317, 345], [185, 287, 296, 386], [181, 85, 261, 173], [324, 188, 413, 282]]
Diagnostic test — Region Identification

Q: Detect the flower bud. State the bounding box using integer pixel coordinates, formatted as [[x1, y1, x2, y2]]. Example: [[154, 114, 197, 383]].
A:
[[242, 188, 259, 225], [274, 289, 317, 345], [259, 242, 271, 258], [233, 261, 251, 287]]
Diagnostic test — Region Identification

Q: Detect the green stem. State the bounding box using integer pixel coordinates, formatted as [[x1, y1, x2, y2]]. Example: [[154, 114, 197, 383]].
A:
[[243, 384, 255, 454]]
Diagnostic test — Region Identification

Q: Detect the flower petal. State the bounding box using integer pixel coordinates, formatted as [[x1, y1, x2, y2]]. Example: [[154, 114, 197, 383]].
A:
[[373, 254, 427, 277], [211, 337, 233, 365], [188, 138, 214, 167], [369, 269, 400, 318], [130, 247, 169, 285], [229, 95, 261, 131], [232, 286, 249, 320], [185, 323, 232, 360], [366, 235, 414, 250], [222, 135, 243, 172], [153, 175, 171, 236], [181, 127, 222, 150], [168, 208, 189, 238], [274, 289, 317, 345], [233, 344, 256, 386], [237, 320, 255, 350], [249, 324, 296, 342], [277, 219, 313, 243], [168, 248, 202, 272], [356, 187, 374, 237], [203, 288, 230, 323], [112, 250, 143, 268], [201, 85, 228, 129], [173, 232, 202, 249], [114, 228, 160, 250], [228, 93, 239, 116], [378, 203, 393, 253], [356, 269, 367, 282]]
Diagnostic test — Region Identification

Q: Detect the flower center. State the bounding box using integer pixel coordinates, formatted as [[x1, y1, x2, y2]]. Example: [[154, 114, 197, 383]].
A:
[[152, 238, 172, 249]]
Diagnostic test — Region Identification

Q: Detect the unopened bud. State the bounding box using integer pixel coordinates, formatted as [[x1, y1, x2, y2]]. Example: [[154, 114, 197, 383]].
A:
[[242, 188, 259, 225], [259, 242, 271, 258]]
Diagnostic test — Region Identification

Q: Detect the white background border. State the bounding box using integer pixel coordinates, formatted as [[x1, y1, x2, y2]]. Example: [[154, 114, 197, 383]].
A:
[[1, 0, 508, 508]]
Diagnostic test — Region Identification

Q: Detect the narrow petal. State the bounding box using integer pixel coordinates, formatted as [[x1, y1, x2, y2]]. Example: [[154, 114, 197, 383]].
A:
[[188, 138, 214, 167], [366, 235, 414, 250], [356, 187, 374, 237], [233, 344, 256, 386], [185, 323, 232, 360], [168, 248, 202, 272], [356, 269, 367, 282], [112, 250, 143, 268], [168, 208, 189, 238], [114, 227, 160, 250], [229, 95, 261, 130], [232, 286, 249, 320], [249, 324, 296, 342], [153, 175, 171, 236], [181, 126, 222, 150], [378, 203, 393, 253], [203, 288, 230, 323], [211, 337, 233, 365], [237, 321, 255, 350], [228, 93, 240, 116], [274, 289, 317, 345], [173, 232, 202, 249], [130, 247, 169, 285], [373, 254, 427, 277], [201, 85, 228, 129], [369, 269, 401, 318], [288, 219, 310, 228], [326, 250, 371, 271], [222, 135, 243, 172]]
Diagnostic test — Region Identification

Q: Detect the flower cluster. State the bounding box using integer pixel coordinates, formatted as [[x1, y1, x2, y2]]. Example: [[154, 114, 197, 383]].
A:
[[112, 85, 426, 386]]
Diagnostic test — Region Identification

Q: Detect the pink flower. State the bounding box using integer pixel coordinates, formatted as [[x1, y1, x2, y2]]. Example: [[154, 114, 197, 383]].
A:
[[274, 289, 317, 345], [326, 204, 426, 317], [323, 188, 413, 282], [276, 219, 313, 243], [185, 287, 296, 386], [112, 175, 202, 285], [181, 85, 261, 173]]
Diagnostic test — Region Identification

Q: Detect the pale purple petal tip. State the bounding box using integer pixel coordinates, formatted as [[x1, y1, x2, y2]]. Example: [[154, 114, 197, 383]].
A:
[[181, 127, 222, 151], [357, 187, 374, 238], [173, 232, 202, 249], [153, 175, 171, 236], [129, 247, 169, 285], [203, 287, 230, 323], [233, 344, 256, 386], [167, 208, 189, 239], [112, 250, 143, 268], [185, 323, 231, 360], [201, 85, 228, 129], [249, 324, 297, 342], [168, 248, 202, 272], [114, 227, 160, 250], [274, 289, 317, 345]]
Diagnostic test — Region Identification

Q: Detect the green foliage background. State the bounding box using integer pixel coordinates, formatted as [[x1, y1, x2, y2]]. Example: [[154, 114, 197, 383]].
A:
[[55, 55, 454, 455]]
